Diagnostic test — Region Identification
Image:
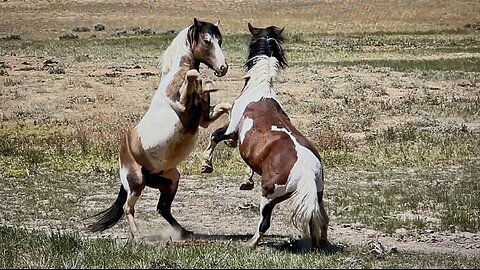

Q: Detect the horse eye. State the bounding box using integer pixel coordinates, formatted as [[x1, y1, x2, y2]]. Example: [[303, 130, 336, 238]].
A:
[[204, 39, 211, 45]]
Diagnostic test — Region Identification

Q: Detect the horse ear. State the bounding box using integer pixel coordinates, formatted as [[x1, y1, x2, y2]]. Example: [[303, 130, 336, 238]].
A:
[[194, 18, 201, 28], [279, 27, 285, 35], [248, 22, 255, 34], [215, 20, 220, 27]]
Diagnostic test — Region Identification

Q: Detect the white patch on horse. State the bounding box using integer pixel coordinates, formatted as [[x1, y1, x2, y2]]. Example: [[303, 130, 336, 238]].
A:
[[119, 166, 131, 194], [226, 56, 283, 135], [270, 125, 324, 195], [239, 117, 253, 144], [204, 33, 212, 42], [211, 36, 226, 70]]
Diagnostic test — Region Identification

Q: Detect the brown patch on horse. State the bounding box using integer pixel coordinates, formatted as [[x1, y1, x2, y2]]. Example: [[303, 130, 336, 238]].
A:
[[240, 98, 299, 195], [165, 56, 193, 102], [126, 128, 155, 172], [119, 132, 144, 192]]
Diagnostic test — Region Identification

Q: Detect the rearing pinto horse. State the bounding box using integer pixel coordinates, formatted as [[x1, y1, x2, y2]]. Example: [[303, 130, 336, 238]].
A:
[[205, 23, 329, 249], [87, 18, 231, 238]]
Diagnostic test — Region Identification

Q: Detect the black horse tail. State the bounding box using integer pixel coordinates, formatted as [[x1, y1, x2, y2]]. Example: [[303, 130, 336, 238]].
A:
[[86, 185, 127, 232]]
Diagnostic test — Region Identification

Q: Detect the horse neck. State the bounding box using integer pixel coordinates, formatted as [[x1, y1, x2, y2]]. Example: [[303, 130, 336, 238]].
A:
[[159, 27, 194, 78], [152, 27, 197, 103], [240, 56, 280, 100]]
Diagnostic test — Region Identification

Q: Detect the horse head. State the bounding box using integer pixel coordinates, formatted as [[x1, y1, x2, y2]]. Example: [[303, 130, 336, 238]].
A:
[[245, 22, 287, 71], [189, 18, 228, 77]]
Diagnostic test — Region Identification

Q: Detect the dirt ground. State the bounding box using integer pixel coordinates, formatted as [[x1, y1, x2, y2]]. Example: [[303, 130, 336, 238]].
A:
[[77, 172, 479, 257], [1, 0, 479, 259]]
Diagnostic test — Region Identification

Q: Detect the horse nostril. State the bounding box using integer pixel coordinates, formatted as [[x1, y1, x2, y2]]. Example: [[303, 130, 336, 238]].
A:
[[221, 64, 228, 73]]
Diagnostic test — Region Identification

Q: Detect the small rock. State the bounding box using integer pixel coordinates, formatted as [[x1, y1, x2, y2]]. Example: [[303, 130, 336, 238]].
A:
[[94, 23, 106, 31], [59, 32, 78, 40], [111, 30, 128, 37], [366, 229, 377, 238], [72, 26, 90, 32], [462, 232, 475, 239], [0, 33, 21, 40], [395, 228, 409, 238], [133, 27, 155, 35], [49, 66, 65, 74]]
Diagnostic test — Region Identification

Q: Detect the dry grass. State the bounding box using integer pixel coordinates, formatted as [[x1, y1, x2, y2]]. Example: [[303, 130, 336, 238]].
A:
[[0, 1, 479, 267]]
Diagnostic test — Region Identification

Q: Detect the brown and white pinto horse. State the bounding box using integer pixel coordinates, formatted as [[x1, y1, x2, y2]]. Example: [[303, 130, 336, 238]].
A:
[[206, 23, 329, 249], [87, 18, 231, 239]]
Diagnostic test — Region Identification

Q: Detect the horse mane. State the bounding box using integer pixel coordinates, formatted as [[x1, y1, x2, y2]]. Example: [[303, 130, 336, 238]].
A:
[[245, 26, 287, 72], [244, 55, 281, 84], [158, 26, 193, 77]]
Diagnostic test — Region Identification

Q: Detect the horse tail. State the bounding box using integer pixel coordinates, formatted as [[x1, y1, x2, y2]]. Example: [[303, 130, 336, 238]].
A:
[[86, 185, 127, 232], [289, 167, 325, 238]]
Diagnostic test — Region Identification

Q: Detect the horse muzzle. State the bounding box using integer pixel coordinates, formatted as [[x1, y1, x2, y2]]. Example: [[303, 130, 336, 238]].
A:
[[213, 64, 228, 77]]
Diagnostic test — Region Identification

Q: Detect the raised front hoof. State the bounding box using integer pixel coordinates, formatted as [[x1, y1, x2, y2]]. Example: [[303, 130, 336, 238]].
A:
[[186, 69, 199, 79], [224, 139, 237, 148], [239, 182, 254, 190], [201, 163, 214, 174]]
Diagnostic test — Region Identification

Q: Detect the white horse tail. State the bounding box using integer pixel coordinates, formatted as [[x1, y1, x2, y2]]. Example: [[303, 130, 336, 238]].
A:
[[289, 168, 325, 238]]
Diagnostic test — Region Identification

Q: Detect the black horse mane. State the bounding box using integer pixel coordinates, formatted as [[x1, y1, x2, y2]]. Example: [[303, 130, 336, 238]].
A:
[[245, 26, 287, 71]]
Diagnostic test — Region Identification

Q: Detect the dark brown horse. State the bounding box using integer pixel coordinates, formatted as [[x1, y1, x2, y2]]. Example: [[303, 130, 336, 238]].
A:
[[87, 18, 231, 239], [203, 23, 329, 249]]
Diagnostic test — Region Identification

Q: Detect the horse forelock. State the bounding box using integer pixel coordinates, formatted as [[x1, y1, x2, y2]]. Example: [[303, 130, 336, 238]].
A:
[[245, 27, 286, 71], [189, 21, 222, 46]]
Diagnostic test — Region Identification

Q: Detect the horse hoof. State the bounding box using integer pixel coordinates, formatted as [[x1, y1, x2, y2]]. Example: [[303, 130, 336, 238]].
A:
[[243, 240, 257, 249], [186, 70, 199, 80], [180, 229, 194, 239], [225, 139, 237, 148], [239, 182, 254, 190], [201, 164, 214, 173]]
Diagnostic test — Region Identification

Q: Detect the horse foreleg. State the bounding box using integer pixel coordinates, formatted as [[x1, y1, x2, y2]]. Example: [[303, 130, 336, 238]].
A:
[[201, 123, 230, 173], [156, 168, 192, 238], [199, 101, 232, 128], [171, 70, 200, 112]]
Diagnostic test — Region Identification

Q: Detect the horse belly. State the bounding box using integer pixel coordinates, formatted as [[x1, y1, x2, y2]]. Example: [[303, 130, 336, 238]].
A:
[[136, 108, 198, 171]]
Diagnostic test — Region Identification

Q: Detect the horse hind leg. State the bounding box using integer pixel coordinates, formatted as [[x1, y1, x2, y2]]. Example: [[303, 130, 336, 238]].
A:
[[119, 133, 146, 239], [155, 168, 192, 239], [311, 191, 329, 249], [245, 197, 275, 249], [120, 165, 145, 239]]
